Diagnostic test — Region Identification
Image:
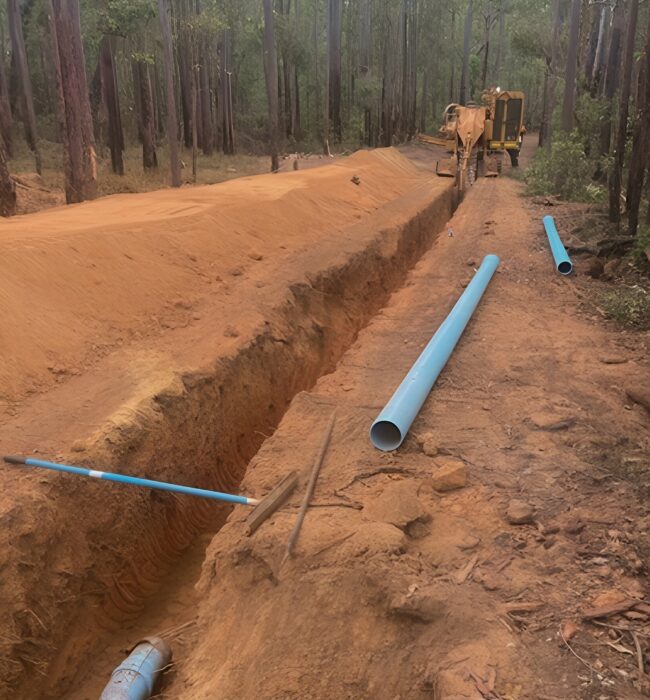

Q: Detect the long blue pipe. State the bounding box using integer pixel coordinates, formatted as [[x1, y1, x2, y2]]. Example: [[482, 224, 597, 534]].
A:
[[370, 254, 500, 451], [543, 215, 573, 275], [100, 637, 172, 700], [2, 456, 259, 506]]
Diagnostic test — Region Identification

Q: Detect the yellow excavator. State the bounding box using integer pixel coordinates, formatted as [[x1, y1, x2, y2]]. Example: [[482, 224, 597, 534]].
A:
[[419, 88, 525, 190]]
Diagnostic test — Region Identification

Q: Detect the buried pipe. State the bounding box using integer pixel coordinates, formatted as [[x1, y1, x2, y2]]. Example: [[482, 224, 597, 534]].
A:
[[370, 254, 500, 451], [3, 456, 260, 506], [542, 215, 573, 275], [99, 637, 172, 700]]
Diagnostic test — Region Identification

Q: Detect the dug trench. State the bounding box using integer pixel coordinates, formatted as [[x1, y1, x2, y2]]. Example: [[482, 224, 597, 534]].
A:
[[0, 154, 455, 698], [168, 176, 645, 697]]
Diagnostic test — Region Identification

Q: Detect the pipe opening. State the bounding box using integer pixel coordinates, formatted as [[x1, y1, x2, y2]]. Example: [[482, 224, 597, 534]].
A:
[[370, 421, 403, 452], [558, 261, 573, 275]]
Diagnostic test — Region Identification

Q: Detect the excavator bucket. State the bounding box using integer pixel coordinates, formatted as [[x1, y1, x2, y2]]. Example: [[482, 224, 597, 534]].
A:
[[436, 156, 457, 177]]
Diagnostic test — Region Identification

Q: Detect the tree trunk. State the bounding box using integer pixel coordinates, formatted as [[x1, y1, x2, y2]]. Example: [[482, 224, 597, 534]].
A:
[[200, 34, 214, 156], [177, 1, 193, 149], [420, 70, 428, 133], [0, 135, 15, 216], [600, 1, 625, 156], [220, 28, 235, 155], [99, 35, 124, 175], [459, 0, 473, 105], [0, 47, 13, 156], [407, 0, 417, 139], [137, 59, 158, 169], [539, 67, 550, 147], [263, 0, 279, 171], [481, 3, 492, 91], [541, 0, 562, 147], [157, 0, 181, 187], [591, 5, 610, 94], [449, 7, 456, 103], [608, 0, 639, 223], [493, 3, 505, 85], [583, 3, 602, 84], [561, 0, 581, 132], [132, 55, 143, 143], [328, 0, 342, 142], [48, 0, 97, 203], [191, 61, 198, 182], [8, 0, 41, 173], [625, 1, 649, 236], [359, 0, 372, 145]]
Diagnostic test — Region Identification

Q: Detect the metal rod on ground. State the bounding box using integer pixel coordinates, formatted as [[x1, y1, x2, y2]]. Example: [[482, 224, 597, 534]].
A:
[[282, 411, 336, 566]]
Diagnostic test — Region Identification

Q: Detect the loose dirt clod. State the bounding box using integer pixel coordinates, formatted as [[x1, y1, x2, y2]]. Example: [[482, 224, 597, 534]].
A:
[[505, 499, 535, 525], [362, 480, 428, 530], [431, 458, 468, 492]]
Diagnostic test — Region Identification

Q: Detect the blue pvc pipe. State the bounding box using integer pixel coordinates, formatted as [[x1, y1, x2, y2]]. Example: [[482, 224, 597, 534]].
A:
[[2, 456, 259, 506], [543, 215, 573, 275], [100, 637, 172, 700], [370, 254, 500, 451]]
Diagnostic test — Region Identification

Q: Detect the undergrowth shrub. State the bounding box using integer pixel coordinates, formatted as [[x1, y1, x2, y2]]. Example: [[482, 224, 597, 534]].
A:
[[632, 225, 650, 265], [525, 131, 605, 202], [600, 286, 650, 329]]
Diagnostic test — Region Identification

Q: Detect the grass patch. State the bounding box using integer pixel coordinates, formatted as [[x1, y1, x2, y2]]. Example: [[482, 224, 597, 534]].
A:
[[600, 285, 650, 329]]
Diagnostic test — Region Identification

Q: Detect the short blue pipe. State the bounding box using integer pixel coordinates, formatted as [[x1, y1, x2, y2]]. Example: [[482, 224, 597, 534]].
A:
[[542, 215, 573, 275], [370, 254, 500, 451], [100, 638, 172, 700], [3, 456, 258, 506]]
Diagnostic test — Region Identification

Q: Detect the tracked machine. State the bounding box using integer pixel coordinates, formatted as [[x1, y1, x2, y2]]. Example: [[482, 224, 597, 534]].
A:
[[419, 88, 525, 190]]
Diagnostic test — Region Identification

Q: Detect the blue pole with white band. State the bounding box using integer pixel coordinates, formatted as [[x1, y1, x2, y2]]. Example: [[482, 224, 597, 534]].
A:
[[3, 456, 259, 506]]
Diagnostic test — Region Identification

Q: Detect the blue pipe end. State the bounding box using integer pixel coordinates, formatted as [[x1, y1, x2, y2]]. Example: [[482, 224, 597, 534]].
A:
[[370, 420, 403, 452], [99, 637, 172, 700], [543, 215, 573, 275]]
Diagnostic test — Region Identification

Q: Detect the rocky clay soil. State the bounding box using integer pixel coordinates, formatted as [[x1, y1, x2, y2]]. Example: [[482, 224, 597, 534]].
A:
[[0, 142, 649, 700], [172, 173, 650, 700]]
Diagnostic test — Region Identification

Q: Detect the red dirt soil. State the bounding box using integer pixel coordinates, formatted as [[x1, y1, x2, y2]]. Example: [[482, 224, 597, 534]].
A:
[[0, 148, 425, 409], [0, 141, 649, 700], [0, 148, 455, 698], [179, 176, 649, 698]]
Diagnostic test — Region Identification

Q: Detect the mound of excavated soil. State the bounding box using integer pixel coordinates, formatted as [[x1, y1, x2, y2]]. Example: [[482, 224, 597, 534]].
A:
[[0, 147, 455, 698], [0, 148, 424, 409]]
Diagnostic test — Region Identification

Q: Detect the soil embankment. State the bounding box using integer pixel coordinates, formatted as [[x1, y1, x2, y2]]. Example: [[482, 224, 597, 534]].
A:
[[0, 148, 455, 697], [177, 177, 650, 699]]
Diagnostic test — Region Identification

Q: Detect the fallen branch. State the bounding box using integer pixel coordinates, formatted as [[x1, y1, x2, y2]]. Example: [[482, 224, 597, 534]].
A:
[[632, 631, 645, 675], [582, 598, 639, 620]]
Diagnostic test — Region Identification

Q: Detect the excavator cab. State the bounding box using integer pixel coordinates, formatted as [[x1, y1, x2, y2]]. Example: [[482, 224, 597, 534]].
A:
[[483, 89, 525, 167]]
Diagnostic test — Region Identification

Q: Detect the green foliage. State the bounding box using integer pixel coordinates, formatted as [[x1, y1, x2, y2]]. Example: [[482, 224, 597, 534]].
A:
[[600, 286, 650, 330], [99, 0, 156, 36], [632, 225, 650, 265], [525, 131, 605, 202]]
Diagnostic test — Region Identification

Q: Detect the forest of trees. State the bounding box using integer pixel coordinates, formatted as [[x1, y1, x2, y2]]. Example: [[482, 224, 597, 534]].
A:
[[0, 0, 647, 237]]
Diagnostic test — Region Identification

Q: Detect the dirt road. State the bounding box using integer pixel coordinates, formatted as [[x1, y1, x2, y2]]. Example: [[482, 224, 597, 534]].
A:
[[178, 173, 649, 697], [1, 142, 648, 699]]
